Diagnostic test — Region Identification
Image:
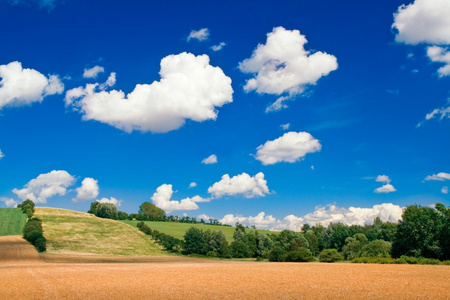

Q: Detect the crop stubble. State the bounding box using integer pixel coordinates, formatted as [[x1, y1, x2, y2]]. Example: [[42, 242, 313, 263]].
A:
[[1, 236, 449, 299]]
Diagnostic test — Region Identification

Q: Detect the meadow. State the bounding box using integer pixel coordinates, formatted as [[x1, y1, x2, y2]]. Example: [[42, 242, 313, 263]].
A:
[[122, 220, 276, 242], [0, 208, 27, 236], [34, 207, 165, 256]]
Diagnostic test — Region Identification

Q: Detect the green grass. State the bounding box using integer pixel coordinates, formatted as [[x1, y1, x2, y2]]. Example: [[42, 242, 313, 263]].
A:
[[122, 220, 278, 242], [35, 208, 167, 256], [0, 208, 27, 236]]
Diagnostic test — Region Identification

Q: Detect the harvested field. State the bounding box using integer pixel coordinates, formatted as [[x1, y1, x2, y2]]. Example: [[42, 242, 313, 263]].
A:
[[1, 236, 449, 300]]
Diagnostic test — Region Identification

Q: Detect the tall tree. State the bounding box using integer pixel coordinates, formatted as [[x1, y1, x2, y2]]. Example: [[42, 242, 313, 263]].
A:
[[138, 202, 166, 221]]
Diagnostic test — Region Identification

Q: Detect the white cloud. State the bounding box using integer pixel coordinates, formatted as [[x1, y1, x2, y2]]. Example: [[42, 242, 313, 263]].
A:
[[12, 170, 76, 203], [151, 184, 209, 213], [418, 99, 450, 126], [9, 0, 59, 9], [255, 131, 321, 165], [0, 197, 18, 207], [374, 183, 397, 194], [96, 197, 121, 207], [0, 148, 4, 159], [187, 28, 209, 41], [238, 26, 337, 110], [208, 172, 269, 199], [442, 186, 449, 194], [265, 96, 292, 113], [73, 177, 99, 202], [425, 172, 450, 181], [220, 203, 404, 230], [197, 214, 214, 221], [427, 46, 450, 77], [65, 52, 233, 133], [201, 154, 217, 164], [376, 175, 391, 184], [211, 42, 226, 51], [189, 182, 197, 188], [280, 123, 290, 130], [392, 0, 450, 45], [0, 61, 64, 110], [99, 72, 116, 90], [83, 65, 104, 79]]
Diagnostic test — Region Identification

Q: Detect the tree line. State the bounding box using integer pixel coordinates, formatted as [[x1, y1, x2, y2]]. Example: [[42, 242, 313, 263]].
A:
[[18, 200, 46, 252], [135, 202, 450, 263]]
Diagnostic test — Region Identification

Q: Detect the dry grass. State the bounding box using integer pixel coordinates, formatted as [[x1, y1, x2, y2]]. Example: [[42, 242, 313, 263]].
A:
[[34, 207, 166, 256], [1, 235, 449, 300]]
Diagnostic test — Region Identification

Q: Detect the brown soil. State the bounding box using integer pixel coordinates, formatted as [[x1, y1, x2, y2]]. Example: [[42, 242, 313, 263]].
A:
[[1, 235, 449, 299]]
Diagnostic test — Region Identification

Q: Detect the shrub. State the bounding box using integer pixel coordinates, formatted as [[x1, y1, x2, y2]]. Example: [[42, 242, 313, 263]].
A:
[[136, 221, 145, 229], [206, 251, 218, 257], [282, 248, 315, 262], [319, 249, 344, 262], [34, 237, 47, 252], [269, 246, 286, 262]]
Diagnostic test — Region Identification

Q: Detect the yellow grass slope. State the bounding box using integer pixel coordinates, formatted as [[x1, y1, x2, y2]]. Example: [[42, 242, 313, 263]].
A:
[[35, 207, 167, 256]]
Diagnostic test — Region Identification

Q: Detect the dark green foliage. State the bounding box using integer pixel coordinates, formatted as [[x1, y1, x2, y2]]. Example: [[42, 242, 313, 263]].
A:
[[117, 211, 128, 220], [268, 246, 286, 262], [136, 221, 145, 228], [34, 237, 47, 252], [96, 203, 118, 219], [436, 203, 450, 260], [319, 249, 344, 262], [231, 228, 252, 258], [87, 201, 101, 215], [23, 217, 46, 252], [342, 233, 369, 260], [392, 204, 443, 259], [276, 230, 309, 252], [361, 240, 391, 258], [282, 247, 315, 262], [138, 202, 166, 221], [183, 227, 205, 255], [209, 230, 230, 257], [256, 233, 273, 258], [324, 222, 351, 251], [19, 199, 35, 215]]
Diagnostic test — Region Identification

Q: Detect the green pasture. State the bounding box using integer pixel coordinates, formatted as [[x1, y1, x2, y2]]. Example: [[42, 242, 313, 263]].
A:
[[0, 208, 27, 236]]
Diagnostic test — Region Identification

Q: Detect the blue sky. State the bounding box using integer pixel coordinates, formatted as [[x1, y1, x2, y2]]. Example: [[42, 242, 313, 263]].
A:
[[0, 0, 449, 229]]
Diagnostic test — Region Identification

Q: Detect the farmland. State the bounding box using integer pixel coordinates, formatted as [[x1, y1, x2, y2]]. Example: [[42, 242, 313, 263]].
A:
[[0, 208, 27, 236], [1, 235, 449, 299], [34, 207, 166, 256], [122, 220, 276, 242]]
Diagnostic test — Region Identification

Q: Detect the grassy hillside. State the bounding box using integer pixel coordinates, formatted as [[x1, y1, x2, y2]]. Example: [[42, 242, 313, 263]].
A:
[[0, 208, 27, 236], [35, 208, 166, 256], [122, 220, 278, 242]]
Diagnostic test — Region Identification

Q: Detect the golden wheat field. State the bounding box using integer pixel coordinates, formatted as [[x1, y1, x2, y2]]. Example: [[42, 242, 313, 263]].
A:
[[1, 236, 449, 300]]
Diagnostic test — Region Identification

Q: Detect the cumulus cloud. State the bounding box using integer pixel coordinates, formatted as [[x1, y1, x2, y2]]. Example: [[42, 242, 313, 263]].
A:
[[376, 175, 391, 184], [208, 172, 269, 199], [12, 170, 76, 203], [197, 214, 214, 221], [374, 184, 397, 194], [255, 131, 321, 165], [220, 203, 403, 230], [0, 197, 18, 207], [65, 52, 233, 133], [238, 26, 337, 111], [187, 28, 209, 41], [151, 184, 209, 213], [96, 197, 121, 207], [73, 177, 99, 202], [442, 186, 449, 194], [189, 182, 197, 188], [427, 46, 450, 77], [201, 154, 217, 164], [0, 61, 64, 110], [83, 65, 105, 79], [392, 0, 450, 45], [211, 42, 226, 51], [425, 172, 450, 181]]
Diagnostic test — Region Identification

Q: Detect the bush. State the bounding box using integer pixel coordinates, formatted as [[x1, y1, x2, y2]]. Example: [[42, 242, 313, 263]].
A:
[[23, 217, 46, 252], [319, 249, 344, 262], [269, 246, 286, 262], [282, 248, 315, 262], [34, 237, 47, 252], [206, 251, 218, 257]]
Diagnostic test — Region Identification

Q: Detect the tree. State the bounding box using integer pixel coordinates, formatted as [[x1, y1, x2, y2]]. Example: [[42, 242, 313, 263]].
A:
[[117, 211, 128, 220], [183, 227, 204, 255], [138, 202, 166, 221], [392, 204, 443, 259], [360, 240, 391, 258], [96, 203, 118, 219], [282, 247, 315, 262], [436, 203, 450, 260], [209, 230, 230, 257], [342, 233, 368, 260], [324, 222, 351, 251], [231, 228, 251, 258], [87, 201, 101, 215], [276, 230, 309, 252]]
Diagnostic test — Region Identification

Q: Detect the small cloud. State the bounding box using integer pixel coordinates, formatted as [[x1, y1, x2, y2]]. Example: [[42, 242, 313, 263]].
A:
[[189, 182, 197, 188], [0, 197, 18, 207], [427, 46, 450, 78], [442, 186, 449, 194], [201, 154, 217, 165], [386, 89, 399, 95], [83, 66, 105, 79], [208, 172, 269, 199], [187, 28, 209, 42], [280, 123, 290, 130], [151, 184, 209, 213], [407, 52, 414, 59], [412, 69, 419, 73], [73, 177, 99, 202], [197, 214, 214, 221], [311, 165, 315, 170], [376, 175, 391, 184], [425, 172, 450, 181], [211, 42, 226, 51], [96, 197, 122, 207], [374, 184, 397, 194], [0, 149, 4, 159]]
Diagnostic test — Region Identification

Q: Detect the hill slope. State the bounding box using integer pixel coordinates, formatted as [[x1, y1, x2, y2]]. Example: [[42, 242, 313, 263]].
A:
[[0, 208, 27, 236], [35, 208, 166, 256]]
